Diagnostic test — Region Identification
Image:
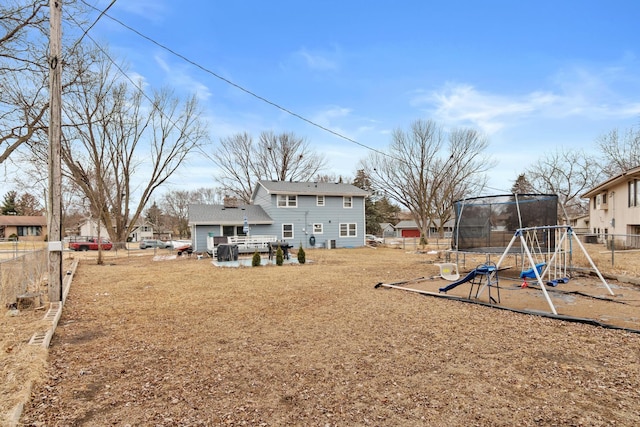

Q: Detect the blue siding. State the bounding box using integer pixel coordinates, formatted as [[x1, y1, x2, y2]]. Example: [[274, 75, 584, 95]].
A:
[[253, 187, 366, 249], [192, 225, 219, 253], [191, 183, 368, 252], [192, 224, 275, 252]]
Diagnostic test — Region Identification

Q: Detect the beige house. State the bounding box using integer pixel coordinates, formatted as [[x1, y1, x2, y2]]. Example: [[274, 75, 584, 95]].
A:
[[78, 218, 111, 240], [0, 215, 48, 241], [77, 218, 155, 242], [582, 166, 640, 248]]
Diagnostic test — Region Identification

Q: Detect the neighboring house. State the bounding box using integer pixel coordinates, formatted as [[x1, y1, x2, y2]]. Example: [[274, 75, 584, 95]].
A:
[[0, 215, 48, 241], [188, 180, 370, 253], [394, 219, 454, 238], [380, 222, 395, 238], [568, 214, 590, 235], [582, 165, 640, 248], [394, 220, 420, 238], [77, 218, 157, 242], [78, 218, 111, 240], [128, 220, 154, 242]]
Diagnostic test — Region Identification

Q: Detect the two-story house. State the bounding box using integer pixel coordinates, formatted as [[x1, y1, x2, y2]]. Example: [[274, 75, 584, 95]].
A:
[[582, 165, 640, 248], [188, 180, 370, 253]]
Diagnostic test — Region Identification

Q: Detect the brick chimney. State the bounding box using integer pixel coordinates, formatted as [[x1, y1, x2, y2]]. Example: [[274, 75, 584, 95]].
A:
[[223, 196, 239, 208]]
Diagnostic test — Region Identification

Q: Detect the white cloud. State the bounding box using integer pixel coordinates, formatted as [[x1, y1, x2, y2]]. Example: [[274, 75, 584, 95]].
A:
[[124, 72, 148, 90], [111, 0, 168, 24], [294, 48, 340, 71], [418, 64, 640, 135], [154, 55, 212, 101], [312, 106, 352, 126], [414, 84, 558, 134]]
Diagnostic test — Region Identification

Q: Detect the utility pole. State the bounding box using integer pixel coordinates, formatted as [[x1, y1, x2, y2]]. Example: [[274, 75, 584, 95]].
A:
[[48, 0, 63, 302]]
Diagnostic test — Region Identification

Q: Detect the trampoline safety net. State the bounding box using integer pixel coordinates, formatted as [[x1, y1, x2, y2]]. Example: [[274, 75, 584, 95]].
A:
[[452, 194, 558, 253]]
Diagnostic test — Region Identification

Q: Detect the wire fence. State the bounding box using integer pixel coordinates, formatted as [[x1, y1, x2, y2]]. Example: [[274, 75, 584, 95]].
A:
[[0, 249, 48, 307], [1, 233, 638, 306], [0, 240, 193, 306]]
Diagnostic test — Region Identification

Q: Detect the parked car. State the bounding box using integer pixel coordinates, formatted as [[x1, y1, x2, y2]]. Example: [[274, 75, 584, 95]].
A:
[[139, 239, 170, 249], [366, 234, 384, 244], [68, 237, 113, 251]]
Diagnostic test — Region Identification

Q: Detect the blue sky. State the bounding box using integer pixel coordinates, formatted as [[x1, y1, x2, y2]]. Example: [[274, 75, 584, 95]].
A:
[[76, 1, 640, 195]]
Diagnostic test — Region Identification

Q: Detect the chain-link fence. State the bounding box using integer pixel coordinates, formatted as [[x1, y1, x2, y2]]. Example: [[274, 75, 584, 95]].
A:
[[579, 232, 640, 270], [0, 249, 47, 307]]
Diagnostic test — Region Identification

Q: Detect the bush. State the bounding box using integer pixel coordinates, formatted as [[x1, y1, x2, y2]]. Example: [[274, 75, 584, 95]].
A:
[[297, 244, 306, 264], [252, 250, 261, 267], [276, 246, 284, 266]]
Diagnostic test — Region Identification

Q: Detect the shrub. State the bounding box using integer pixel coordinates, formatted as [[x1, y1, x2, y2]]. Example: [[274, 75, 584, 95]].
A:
[[252, 250, 261, 267], [276, 246, 284, 266], [297, 244, 306, 264]]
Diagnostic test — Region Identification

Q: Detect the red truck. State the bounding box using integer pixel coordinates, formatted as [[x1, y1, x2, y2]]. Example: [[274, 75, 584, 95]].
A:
[[68, 237, 113, 251]]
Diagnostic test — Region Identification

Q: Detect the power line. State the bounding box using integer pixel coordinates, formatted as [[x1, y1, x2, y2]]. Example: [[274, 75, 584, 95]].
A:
[[78, 0, 391, 159], [69, 0, 117, 53]]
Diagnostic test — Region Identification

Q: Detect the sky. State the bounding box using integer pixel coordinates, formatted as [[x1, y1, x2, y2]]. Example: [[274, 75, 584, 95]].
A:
[[6, 0, 640, 202]]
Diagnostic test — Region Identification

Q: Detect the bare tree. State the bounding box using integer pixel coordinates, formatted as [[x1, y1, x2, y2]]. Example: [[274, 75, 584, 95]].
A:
[[524, 147, 603, 218], [214, 132, 256, 202], [0, 0, 90, 165], [213, 131, 327, 202], [596, 126, 640, 177], [53, 51, 210, 250], [0, 0, 49, 164], [360, 119, 492, 243]]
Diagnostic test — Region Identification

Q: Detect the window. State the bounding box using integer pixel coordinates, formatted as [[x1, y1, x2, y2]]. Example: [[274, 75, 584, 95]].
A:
[[17, 226, 42, 236], [629, 180, 638, 207], [339, 223, 356, 237], [277, 194, 297, 207], [343, 196, 352, 208], [313, 223, 323, 234], [282, 223, 294, 239], [316, 195, 325, 206]]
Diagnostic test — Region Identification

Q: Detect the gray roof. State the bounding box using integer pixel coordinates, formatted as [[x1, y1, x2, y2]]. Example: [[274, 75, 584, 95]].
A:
[[188, 204, 273, 225], [582, 165, 640, 198], [252, 180, 370, 200], [394, 219, 455, 229], [394, 220, 418, 229]]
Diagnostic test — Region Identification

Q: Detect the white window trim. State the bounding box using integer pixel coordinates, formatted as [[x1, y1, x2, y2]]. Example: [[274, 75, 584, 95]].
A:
[[282, 223, 294, 239], [316, 195, 325, 206], [313, 223, 323, 234], [339, 223, 357, 237], [277, 194, 298, 208], [343, 196, 353, 208]]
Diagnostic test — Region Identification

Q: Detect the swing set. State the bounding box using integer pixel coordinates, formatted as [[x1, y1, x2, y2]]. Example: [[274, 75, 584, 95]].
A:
[[488, 225, 614, 315]]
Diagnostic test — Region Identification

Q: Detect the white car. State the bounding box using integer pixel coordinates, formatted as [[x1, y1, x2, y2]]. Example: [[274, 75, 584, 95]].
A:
[[365, 234, 384, 244]]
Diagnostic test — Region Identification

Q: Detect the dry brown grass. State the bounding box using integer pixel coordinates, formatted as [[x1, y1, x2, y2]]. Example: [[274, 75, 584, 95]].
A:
[[4, 246, 640, 426]]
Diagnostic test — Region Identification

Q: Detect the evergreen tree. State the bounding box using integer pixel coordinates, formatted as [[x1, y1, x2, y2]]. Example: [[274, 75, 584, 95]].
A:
[[353, 169, 401, 234], [1, 191, 18, 215], [511, 174, 534, 194], [252, 250, 261, 267], [297, 244, 306, 264]]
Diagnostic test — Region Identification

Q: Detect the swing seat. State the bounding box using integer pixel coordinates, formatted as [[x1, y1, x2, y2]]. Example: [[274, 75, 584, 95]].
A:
[[435, 263, 460, 281], [520, 262, 546, 279]]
